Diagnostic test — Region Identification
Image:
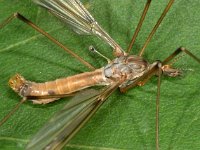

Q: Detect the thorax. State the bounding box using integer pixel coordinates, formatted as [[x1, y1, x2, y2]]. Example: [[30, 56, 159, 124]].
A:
[[103, 55, 150, 87]]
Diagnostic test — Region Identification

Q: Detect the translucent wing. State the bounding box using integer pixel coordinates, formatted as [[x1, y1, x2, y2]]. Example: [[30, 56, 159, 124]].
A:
[[26, 82, 120, 150], [33, 0, 125, 55]]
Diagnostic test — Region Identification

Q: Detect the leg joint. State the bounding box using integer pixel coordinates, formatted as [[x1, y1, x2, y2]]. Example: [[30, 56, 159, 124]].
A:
[[13, 12, 20, 18]]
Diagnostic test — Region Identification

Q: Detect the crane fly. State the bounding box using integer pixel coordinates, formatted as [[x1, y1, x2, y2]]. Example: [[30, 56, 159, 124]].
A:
[[0, 0, 200, 149]]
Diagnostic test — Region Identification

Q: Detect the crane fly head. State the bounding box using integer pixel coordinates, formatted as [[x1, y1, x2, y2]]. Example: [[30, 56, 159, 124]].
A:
[[161, 65, 182, 77], [9, 74, 26, 93]]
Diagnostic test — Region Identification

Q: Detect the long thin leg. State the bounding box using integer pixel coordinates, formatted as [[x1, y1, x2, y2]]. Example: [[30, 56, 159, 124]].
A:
[[138, 0, 175, 56], [127, 0, 152, 53], [0, 98, 27, 126], [121, 47, 199, 149], [120, 61, 162, 150], [156, 48, 200, 149], [163, 47, 200, 65], [0, 13, 95, 70], [156, 63, 162, 150]]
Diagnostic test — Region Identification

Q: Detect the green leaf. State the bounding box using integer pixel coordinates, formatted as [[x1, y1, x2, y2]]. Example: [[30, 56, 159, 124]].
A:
[[0, 0, 200, 150]]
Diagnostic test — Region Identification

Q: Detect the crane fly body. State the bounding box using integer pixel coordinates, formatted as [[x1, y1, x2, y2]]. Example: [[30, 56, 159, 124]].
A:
[[7, 50, 180, 104], [0, 0, 200, 150]]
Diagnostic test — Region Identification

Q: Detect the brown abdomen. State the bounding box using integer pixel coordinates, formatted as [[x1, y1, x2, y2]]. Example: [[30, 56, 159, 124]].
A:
[[24, 69, 106, 97]]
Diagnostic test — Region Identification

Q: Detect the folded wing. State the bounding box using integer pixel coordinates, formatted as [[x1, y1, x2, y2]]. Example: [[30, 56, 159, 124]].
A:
[[33, 0, 125, 55], [26, 82, 119, 150]]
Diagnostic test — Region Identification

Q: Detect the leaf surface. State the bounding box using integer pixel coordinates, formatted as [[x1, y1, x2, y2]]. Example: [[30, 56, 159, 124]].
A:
[[0, 0, 200, 150]]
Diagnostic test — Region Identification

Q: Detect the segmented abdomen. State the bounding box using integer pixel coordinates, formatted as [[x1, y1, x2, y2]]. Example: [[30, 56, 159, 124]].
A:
[[9, 69, 108, 98]]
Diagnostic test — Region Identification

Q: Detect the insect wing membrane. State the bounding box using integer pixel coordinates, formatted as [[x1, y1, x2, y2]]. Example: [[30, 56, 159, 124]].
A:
[[33, 0, 124, 53], [33, 0, 95, 35], [26, 88, 106, 150], [46, 100, 103, 150]]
